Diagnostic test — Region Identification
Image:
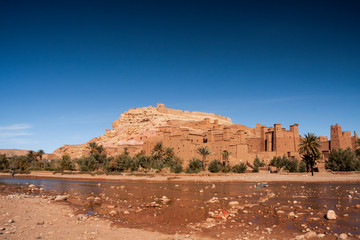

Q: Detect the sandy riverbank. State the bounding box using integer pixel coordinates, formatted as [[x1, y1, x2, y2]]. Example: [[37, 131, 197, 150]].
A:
[[0, 171, 360, 183], [0, 193, 209, 240]]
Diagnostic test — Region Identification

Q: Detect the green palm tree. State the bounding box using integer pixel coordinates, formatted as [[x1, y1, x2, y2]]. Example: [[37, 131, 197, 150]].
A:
[[87, 142, 98, 155], [299, 133, 321, 176], [96, 145, 105, 154], [123, 147, 129, 156], [37, 150, 45, 161], [37, 149, 45, 168], [163, 147, 175, 165], [197, 146, 211, 171], [27, 150, 36, 161], [221, 150, 231, 166], [152, 142, 164, 161], [165, 147, 174, 158]]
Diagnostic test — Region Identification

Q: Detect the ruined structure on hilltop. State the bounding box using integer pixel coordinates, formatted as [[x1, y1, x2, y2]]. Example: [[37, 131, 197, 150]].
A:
[[53, 104, 358, 165]]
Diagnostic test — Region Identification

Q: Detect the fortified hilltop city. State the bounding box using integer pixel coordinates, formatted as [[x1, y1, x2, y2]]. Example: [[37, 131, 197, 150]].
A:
[[2, 1, 360, 239], [53, 103, 358, 167]]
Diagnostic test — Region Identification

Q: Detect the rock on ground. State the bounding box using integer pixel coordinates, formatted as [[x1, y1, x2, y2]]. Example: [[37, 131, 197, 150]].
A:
[[326, 210, 337, 220]]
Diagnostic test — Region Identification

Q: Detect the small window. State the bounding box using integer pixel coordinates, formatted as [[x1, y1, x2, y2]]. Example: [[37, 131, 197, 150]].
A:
[[203, 138, 208, 143]]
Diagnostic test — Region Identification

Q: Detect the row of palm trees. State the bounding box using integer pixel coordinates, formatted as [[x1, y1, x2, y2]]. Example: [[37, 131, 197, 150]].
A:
[[196, 147, 231, 171], [83, 133, 323, 175], [27, 149, 45, 161]]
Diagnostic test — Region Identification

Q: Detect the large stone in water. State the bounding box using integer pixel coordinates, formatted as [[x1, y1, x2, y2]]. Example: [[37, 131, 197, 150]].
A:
[[326, 210, 337, 220]]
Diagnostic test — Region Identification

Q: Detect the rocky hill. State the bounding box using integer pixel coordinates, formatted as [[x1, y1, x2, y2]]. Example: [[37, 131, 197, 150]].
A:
[[53, 104, 233, 158]]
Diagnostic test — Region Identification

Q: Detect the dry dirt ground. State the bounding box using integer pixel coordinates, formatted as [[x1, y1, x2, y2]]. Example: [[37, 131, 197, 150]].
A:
[[0, 194, 209, 240]]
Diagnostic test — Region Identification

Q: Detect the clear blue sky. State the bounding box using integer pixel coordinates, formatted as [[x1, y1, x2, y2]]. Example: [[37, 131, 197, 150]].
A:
[[1, 0, 359, 153]]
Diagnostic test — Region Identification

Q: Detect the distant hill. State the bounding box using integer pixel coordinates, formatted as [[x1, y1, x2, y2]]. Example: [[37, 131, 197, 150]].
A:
[[0, 149, 55, 160], [0, 149, 30, 157]]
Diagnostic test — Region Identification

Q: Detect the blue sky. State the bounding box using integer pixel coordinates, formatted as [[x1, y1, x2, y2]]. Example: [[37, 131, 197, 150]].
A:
[[1, 0, 359, 153]]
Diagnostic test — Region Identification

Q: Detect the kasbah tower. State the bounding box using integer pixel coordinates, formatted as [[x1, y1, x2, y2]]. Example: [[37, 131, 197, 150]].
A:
[[53, 104, 358, 167]]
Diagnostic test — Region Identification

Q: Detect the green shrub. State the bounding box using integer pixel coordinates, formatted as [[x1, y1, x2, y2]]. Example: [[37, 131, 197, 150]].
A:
[[326, 148, 360, 171], [59, 154, 73, 171], [44, 159, 58, 171], [115, 154, 134, 171], [93, 152, 107, 166], [8, 155, 31, 171], [208, 160, 222, 173], [233, 163, 247, 173], [0, 154, 9, 170], [77, 156, 97, 172], [222, 164, 232, 173], [285, 158, 299, 173], [170, 161, 183, 173], [270, 156, 284, 168], [167, 157, 183, 173], [253, 156, 265, 172], [133, 154, 164, 171], [270, 155, 299, 172], [254, 156, 265, 167], [186, 158, 203, 173], [136, 155, 152, 169], [298, 160, 306, 172]]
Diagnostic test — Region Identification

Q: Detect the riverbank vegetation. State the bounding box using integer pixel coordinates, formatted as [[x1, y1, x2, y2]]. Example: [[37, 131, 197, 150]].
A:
[[325, 148, 360, 171], [0, 138, 359, 175]]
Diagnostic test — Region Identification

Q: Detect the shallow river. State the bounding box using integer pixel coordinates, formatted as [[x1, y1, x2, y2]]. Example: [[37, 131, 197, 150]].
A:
[[1, 177, 359, 239]]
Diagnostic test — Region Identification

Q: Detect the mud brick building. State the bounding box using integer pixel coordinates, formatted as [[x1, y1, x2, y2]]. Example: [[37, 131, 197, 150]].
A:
[[54, 104, 358, 166]]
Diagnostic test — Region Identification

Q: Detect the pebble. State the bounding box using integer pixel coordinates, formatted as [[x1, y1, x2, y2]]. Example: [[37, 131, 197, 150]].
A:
[[338, 233, 348, 239], [54, 195, 68, 201], [304, 231, 317, 239], [77, 214, 88, 221], [295, 235, 305, 239], [229, 201, 239, 207], [207, 197, 219, 203], [206, 218, 215, 223], [288, 212, 295, 218]]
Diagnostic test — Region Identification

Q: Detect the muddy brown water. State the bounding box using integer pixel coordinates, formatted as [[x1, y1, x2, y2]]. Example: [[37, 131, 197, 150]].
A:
[[1, 177, 359, 239]]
